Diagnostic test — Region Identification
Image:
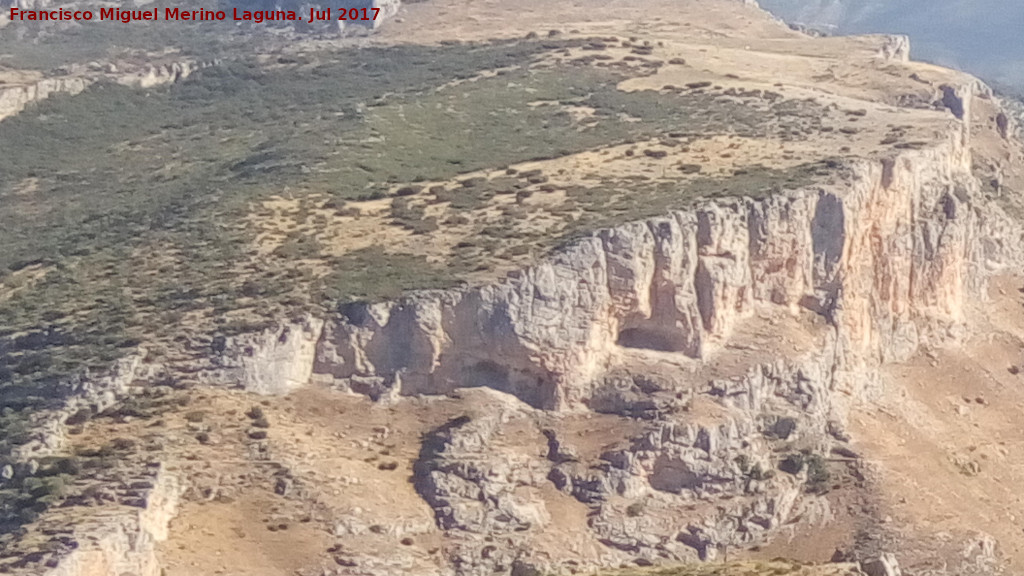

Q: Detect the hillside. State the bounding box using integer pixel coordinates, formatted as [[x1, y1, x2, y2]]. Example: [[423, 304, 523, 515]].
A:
[[1, 1, 1024, 576]]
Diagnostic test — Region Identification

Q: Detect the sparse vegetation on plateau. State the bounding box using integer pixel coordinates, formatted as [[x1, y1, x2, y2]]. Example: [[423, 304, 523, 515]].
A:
[[0, 33, 840, 536], [0, 37, 835, 430]]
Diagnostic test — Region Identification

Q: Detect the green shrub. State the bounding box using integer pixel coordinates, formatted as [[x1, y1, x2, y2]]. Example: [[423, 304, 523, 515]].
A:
[[25, 476, 65, 499], [184, 411, 206, 423], [734, 454, 750, 474], [625, 501, 646, 517], [805, 454, 830, 493], [779, 453, 805, 475], [779, 452, 830, 493]]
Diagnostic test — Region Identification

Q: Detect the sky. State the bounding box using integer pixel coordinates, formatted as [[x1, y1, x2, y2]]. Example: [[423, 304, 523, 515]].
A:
[[757, 0, 1024, 94]]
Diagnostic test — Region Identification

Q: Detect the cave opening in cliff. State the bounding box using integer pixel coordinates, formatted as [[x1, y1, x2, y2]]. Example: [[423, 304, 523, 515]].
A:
[[461, 360, 512, 392], [458, 360, 556, 408], [616, 326, 682, 353]]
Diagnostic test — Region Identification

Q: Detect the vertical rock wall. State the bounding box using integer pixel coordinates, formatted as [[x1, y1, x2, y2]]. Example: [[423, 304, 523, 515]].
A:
[[313, 118, 1015, 411], [44, 468, 180, 576]]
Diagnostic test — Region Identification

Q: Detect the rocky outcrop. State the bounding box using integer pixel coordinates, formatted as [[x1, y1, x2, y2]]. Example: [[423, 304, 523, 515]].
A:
[[400, 342, 849, 574], [42, 467, 180, 576], [313, 113, 1020, 413], [877, 35, 910, 62], [550, 349, 841, 558], [196, 315, 324, 395], [0, 59, 215, 123], [109, 60, 215, 89], [10, 353, 147, 460], [0, 76, 89, 124], [415, 407, 551, 534]]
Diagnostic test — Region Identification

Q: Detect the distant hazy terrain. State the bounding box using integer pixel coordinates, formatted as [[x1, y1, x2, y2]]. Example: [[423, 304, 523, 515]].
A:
[[758, 0, 1024, 94]]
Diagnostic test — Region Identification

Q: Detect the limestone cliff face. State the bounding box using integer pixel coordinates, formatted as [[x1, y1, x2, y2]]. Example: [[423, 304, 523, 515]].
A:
[[43, 467, 179, 576], [312, 117, 1019, 413], [0, 60, 214, 123], [110, 60, 213, 89], [0, 77, 89, 124]]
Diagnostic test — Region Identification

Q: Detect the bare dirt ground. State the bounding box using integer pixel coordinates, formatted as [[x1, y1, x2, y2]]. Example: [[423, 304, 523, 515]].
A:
[[848, 273, 1024, 574]]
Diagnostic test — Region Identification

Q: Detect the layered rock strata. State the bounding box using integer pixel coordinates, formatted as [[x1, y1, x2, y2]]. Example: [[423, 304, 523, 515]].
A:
[[312, 116, 1018, 414], [0, 60, 216, 123]]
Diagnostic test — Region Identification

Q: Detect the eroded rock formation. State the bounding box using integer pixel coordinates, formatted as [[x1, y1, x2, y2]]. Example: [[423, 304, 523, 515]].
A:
[[0, 60, 216, 123], [6, 36, 1024, 576], [310, 115, 1018, 413]]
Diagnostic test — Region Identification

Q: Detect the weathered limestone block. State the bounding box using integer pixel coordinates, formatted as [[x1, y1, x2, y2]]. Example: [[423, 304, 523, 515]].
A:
[[201, 316, 325, 395], [315, 117, 1006, 413]]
